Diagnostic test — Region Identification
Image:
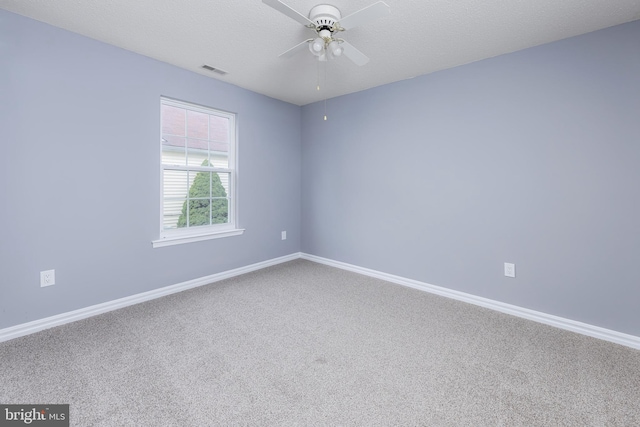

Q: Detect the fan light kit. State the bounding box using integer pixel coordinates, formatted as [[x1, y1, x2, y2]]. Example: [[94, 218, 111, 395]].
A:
[[263, 0, 390, 66]]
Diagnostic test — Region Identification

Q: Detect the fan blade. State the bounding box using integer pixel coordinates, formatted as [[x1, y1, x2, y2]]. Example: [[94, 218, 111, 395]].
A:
[[338, 1, 390, 30], [262, 0, 314, 26], [279, 39, 313, 58], [340, 41, 370, 66]]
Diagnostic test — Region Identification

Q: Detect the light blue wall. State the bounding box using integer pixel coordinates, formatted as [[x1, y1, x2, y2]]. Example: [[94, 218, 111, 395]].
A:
[[0, 10, 301, 329], [302, 21, 640, 336]]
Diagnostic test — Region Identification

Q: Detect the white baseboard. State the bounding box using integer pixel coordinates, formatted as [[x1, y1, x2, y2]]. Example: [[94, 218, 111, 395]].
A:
[[0, 253, 302, 344], [300, 253, 640, 350], [4, 252, 639, 350]]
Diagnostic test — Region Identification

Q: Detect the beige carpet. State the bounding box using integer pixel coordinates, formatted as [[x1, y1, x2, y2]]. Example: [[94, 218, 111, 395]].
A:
[[1, 259, 639, 426]]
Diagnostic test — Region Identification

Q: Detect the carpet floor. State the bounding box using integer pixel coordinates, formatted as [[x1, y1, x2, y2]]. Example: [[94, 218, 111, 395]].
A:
[[1, 259, 639, 426]]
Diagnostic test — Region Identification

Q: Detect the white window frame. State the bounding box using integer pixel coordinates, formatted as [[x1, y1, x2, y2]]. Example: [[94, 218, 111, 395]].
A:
[[152, 97, 244, 248]]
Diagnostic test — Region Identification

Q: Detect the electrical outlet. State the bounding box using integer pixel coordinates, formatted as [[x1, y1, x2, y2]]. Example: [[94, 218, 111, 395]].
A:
[[504, 263, 516, 278], [281, 231, 287, 240], [41, 269, 55, 287]]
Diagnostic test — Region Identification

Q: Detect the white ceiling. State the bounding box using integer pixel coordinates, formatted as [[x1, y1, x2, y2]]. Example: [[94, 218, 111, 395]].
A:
[[2, 0, 639, 106]]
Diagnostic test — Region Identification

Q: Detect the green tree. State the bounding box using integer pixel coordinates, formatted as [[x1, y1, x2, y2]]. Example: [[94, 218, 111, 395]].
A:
[[177, 160, 228, 227]]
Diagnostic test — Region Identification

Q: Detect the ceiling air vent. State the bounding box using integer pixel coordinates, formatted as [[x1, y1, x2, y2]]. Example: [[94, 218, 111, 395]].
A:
[[201, 65, 228, 75]]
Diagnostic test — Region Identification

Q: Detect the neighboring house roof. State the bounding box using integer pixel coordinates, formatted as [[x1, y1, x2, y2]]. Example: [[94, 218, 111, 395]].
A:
[[161, 104, 229, 153]]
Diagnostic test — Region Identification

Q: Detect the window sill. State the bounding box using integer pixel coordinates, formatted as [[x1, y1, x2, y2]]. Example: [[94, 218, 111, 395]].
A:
[[152, 228, 245, 248]]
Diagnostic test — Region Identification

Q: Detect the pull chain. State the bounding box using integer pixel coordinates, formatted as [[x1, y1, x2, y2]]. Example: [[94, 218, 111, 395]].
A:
[[323, 60, 328, 121], [316, 55, 328, 121]]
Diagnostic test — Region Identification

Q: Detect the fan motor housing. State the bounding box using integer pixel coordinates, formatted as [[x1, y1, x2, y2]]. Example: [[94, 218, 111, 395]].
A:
[[308, 4, 341, 30]]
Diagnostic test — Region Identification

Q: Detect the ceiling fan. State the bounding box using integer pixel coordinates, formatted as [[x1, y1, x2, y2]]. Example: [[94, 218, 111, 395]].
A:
[[263, 0, 390, 66]]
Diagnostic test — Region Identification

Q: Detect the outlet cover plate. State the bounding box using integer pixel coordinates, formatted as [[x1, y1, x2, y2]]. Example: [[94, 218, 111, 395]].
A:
[[504, 263, 516, 278], [41, 269, 55, 287], [281, 231, 287, 240]]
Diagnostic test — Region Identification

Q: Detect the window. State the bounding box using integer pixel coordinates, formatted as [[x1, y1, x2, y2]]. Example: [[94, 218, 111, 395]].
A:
[[153, 98, 243, 248]]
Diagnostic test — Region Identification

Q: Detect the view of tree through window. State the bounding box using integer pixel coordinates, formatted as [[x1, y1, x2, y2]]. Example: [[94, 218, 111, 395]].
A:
[[177, 160, 228, 227]]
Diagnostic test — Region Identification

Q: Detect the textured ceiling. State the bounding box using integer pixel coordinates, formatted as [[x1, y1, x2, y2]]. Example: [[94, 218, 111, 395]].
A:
[[2, 0, 639, 105]]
